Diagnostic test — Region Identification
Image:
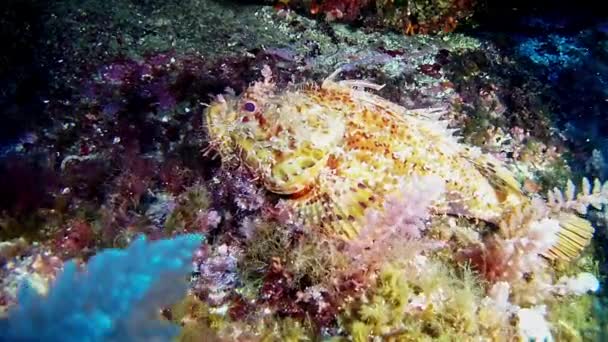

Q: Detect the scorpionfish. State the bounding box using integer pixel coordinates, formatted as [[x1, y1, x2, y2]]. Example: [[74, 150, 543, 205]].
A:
[[205, 66, 593, 261]]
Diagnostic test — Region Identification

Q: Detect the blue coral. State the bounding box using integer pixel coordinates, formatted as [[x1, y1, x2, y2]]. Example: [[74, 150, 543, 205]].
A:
[[0, 234, 204, 342], [516, 34, 590, 82], [517, 34, 588, 69]]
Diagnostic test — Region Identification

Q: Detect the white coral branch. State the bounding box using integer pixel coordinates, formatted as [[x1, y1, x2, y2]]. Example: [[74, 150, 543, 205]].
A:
[[546, 178, 608, 215]]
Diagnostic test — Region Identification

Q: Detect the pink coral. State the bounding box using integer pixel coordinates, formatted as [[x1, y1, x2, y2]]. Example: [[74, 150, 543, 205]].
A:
[[346, 175, 446, 269], [316, 0, 372, 21], [54, 219, 95, 259], [211, 166, 267, 212], [458, 218, 561, 284], [192, 243, 241, 307], [192, 209, 221, 233]]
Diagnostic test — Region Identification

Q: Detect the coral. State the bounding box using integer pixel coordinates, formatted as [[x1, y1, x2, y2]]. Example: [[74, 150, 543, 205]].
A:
[[344, 264, 413, 337], [61, 157, 113, 201], [479, 281, 597, 342], [553, 272, 600, 296], [53, 218, 96, 259], [210, 166, 268, 213], [159, 158, 195, 195], [457, 215, 562, 304], [192, 243, 241, 308], [284, 0, 477, 34], [258, 317, 315, 341], [457, 244, 601, 340], [108, 151, 156, 212], [517, 306, 553, 341], [145, 192, 178, 228], [0, 238, 28, 261], [533, 156, 573, 192], [364, 175, 444, 240], [585, 149, 607, 180], [237, 219, 346, 330], [456, 176, 604, 303], [516, 35, 589, 71], [257, 257, 339, 331], [240, 219, 344, 287], [313, 0, 373, 22], [170, 293, 310, 342], [288, 233, 346, 286], [345, 175, 445, 271], [0, 234, 203, 341], [0, 246, 64, 317], [354, 264, 599, 342], [239, 220, 295, 281], [546, 178, 608, 215], [593, 297, 608, 341]]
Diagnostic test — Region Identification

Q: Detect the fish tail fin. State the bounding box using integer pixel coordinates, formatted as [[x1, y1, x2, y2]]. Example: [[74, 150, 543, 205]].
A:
[[543, 212, 594, 261]]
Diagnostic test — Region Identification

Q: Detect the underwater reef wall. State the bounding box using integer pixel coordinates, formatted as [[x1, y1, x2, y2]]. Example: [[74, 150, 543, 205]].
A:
[[277, 0, 476, 34], [1, 0, 608, 340]]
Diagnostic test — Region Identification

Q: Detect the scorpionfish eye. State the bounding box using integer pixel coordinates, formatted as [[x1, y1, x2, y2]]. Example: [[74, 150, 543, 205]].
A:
[[243, 101, 256, 112]]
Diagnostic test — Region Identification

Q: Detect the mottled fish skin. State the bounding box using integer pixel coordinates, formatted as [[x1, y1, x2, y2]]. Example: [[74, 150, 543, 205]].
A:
[[205, 68, 593, 260]]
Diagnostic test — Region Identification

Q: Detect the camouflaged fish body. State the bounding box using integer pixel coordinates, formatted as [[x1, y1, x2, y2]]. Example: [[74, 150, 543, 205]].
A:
[[205, 68, 593, 260]]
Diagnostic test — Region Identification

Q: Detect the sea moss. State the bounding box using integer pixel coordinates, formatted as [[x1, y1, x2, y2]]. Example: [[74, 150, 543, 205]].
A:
[[240, 220, 346, 287], [172, 292, 317, 341], [341, 259, 495, 341], [171, 294, 225, 342], [549, 294, 601, 341], [164, 184, 211, 234]]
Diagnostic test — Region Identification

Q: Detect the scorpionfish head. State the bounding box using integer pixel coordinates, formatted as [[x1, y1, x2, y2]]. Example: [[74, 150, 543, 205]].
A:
[[205, 79, 346, 196]]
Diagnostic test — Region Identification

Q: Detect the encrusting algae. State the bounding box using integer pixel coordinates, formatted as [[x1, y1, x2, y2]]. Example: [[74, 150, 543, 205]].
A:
[[205, 65, 594, 262]]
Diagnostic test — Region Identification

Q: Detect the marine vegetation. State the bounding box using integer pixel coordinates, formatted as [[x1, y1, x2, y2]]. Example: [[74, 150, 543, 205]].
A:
[[2, 1, 608, 340], [206, 65, 597, 260], [202, 66, 608, 340], [277, 0, 476, 34]]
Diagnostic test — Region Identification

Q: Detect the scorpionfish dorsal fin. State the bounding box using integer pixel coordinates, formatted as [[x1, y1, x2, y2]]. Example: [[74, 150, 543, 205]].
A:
[[460, 146, 523, 197]]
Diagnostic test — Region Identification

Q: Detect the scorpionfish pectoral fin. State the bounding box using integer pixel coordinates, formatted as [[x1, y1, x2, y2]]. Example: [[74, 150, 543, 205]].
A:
[[286, 175, 381, 239]]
